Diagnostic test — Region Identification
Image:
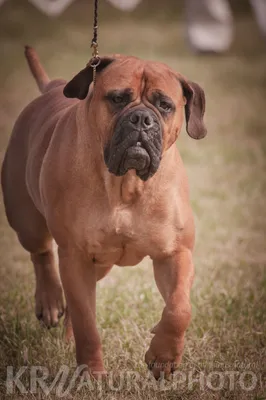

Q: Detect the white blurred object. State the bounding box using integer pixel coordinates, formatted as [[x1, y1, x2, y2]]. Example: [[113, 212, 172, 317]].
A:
[[0, 0, 76, 16], [0, 0, 142, 15], [106, 0, 142, 11], [28, 0, 76, 16], [186, 0, 266, 53], [250, 0, 266, 38], [186, 0, 233, 52]]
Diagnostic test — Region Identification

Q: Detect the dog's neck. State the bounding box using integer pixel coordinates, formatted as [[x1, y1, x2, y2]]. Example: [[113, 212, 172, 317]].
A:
[[103, 169, 145, 207]]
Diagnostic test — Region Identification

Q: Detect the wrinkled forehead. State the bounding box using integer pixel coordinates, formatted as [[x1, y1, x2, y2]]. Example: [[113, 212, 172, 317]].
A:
[[144, 61, 183, 99], [99, 58, 183, 99]]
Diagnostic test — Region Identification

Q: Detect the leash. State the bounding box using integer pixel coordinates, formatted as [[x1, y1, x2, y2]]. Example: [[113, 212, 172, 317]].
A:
[[89, 0, 101, 86]]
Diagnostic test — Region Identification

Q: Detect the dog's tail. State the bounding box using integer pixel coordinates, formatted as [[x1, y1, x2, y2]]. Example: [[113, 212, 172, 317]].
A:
[[24, 46, 50, 93]]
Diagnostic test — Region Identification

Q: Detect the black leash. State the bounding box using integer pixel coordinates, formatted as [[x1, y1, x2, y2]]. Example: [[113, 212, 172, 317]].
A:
[[89, 0, 100, 85], [91, 0, 98, 46]]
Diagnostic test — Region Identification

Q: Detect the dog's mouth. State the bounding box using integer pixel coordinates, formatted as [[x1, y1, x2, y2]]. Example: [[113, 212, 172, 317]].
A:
[[104, 108, 162, 181], [120, 141, 151, 179]]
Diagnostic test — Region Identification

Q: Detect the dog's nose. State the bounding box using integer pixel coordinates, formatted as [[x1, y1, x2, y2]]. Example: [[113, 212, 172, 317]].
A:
[[130, 110, 154, 129]]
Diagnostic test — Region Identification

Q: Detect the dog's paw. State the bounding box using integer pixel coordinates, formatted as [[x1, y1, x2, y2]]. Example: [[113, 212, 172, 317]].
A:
[[35, 280, 65, 328], [77, 352, 107, 381], [81, 366, 108, 381], [145, 332, 184, 380]]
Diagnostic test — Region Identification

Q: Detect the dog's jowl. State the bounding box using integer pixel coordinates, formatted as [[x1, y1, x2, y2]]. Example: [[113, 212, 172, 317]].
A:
[[1, 47, 207, 380]]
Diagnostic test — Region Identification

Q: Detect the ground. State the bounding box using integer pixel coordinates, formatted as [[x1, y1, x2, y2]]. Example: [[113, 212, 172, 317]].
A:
[[0, 1, 265, 399]]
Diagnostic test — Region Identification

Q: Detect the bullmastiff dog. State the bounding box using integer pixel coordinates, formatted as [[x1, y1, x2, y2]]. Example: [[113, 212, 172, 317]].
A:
[[1, 47, 206, 379]]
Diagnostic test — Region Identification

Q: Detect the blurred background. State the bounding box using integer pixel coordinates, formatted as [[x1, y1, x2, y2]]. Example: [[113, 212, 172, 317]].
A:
[[0, 1, 265, 399]]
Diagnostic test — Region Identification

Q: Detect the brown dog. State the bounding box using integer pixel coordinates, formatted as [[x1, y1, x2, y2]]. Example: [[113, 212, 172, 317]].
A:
[[1, 47, 206, 379]]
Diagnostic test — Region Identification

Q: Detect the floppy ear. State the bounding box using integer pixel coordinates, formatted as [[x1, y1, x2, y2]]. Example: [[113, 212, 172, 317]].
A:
[[181, 79, 207, 140], [63, 57, 115, 100]]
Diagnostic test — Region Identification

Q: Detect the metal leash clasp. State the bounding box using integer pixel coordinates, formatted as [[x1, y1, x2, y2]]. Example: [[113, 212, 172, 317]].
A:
[[90, 41, 101, 86], [88, 0, 100, 87]]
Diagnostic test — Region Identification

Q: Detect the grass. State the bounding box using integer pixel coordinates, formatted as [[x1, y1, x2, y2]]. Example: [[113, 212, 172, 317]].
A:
[[0, 0, 266, 399]]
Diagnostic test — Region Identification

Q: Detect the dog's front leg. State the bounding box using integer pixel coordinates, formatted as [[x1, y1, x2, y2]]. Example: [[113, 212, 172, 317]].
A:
[[145, 248, 194, 379], [58, 248, 105, 377]]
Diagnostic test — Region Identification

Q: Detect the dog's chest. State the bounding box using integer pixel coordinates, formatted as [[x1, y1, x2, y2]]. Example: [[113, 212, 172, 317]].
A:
[[84, 204, 180, 267]]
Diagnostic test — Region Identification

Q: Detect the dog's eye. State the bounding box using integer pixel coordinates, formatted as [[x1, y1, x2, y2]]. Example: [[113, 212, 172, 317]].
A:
[[158, 100, 172, 113], [106, 89, 133, 108], [112, 95, 124, 104]]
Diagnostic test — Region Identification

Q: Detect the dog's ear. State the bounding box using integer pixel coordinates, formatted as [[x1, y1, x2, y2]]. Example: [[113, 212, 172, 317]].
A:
[[180, 79, 207, 140], [63, 57, 115, 100]]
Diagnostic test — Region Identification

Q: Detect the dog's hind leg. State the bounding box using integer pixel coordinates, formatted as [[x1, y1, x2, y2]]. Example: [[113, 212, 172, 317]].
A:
[[2, 157, 64, 328], [13, 219, 64, 329], [16, 221, 64, 329], [18, 223, 64, 328], [31, 246, 64, 328]]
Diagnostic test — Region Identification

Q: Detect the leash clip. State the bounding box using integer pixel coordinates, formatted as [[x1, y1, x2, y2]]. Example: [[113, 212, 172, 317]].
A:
[[90, 41, 101, 86]]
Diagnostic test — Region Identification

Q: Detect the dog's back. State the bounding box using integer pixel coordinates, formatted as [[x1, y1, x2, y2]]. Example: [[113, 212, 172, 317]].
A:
[[1, 52, 77, 239]]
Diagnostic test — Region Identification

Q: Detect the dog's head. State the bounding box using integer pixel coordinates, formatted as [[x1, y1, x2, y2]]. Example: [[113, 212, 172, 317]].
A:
[[64, 56, 206, 181]]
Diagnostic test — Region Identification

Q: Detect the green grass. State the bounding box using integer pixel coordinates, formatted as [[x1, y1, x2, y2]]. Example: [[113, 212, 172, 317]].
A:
[[0, 1, 266, 399]]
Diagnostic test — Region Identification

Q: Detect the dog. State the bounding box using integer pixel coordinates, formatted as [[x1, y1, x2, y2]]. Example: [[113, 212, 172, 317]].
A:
[[1, 47, 206, 379]]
